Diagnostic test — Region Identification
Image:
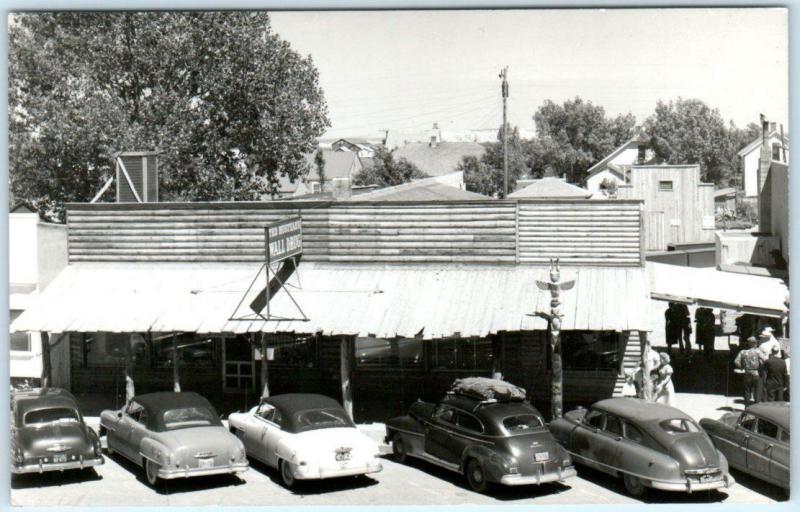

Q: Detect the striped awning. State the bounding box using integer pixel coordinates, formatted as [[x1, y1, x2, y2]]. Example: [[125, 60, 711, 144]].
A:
[[11, 262, 651, 338]]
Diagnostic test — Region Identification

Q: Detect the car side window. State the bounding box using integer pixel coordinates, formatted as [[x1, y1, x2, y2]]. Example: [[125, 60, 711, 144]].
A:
[[739, 413, 757, 432], [604, 415, 623, 436], [137, 409, 148, 427], [257, 404, 275, 423], [756, 419, 778, 439], [435, 405, 455, 424], [272, 408, 284, 429], [584, 410, 605, 429], [779, 430, 790, 443], [624, 422, 644, 444], [126, 401, 144, 422], [454, 411, 483, 434]]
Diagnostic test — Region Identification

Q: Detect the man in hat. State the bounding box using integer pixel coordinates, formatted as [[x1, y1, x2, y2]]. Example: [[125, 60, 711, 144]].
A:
[[763, 346, 788, 401], [734, 336, 766, 407], [758, 326, 781, 358]]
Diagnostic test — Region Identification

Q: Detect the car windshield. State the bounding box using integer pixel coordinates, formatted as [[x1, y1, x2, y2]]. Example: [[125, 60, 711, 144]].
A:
[[659, 418, 701, 434], [294, 408, 354, 431], [162, 406, 221, 430], [503, 414, 544, 433], [24, 407, 80, 426]]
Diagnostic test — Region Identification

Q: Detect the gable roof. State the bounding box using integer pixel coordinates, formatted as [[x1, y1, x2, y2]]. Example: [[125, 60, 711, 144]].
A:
[[508, 177, 592, 199], [714, 187, 737, 198], [303, 150, 359, 181], [736, 131, 789, 158], [393, 142, 485, 177], [348, 176, 490, 201]]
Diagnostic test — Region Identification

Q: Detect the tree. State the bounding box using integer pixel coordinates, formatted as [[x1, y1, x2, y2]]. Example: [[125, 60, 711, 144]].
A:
[[313, 150, 326, 193], [643, 98, 736, 185], [460, 124, 532, 198], [352, 147, 427, 187], [9, 12, 329, 220], [530, 97, 636, 183]]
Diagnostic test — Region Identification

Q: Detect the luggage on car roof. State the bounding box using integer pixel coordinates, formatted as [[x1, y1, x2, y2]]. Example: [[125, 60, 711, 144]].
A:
[[451, 377, 526, 402]]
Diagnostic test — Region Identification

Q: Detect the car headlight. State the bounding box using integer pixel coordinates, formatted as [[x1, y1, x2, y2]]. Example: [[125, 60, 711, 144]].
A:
[[14, 448, 25, 464]]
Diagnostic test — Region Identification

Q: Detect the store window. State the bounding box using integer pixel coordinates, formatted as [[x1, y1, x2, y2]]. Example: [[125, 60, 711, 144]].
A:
[[265, 334, 319, 368], [151, 333, 216, 368], [429, 337, 493, 370], [355, 337, 422, 368], [82, 332, 147, 366], [561, 331, 622, 371], [9, 310, 31, 352]]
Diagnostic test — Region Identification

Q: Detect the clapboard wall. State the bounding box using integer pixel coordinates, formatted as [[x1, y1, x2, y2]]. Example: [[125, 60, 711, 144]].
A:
[[66, 199, 644, 265]]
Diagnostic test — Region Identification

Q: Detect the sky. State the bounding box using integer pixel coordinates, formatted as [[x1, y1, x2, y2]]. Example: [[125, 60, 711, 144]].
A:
[[269, 8, 788, 140]]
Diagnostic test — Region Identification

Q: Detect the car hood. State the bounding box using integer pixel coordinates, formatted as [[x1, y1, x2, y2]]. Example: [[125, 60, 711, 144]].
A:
[[15, 423, 92, 454], [668, 433, 720, 470], [282, 427, 378, 457]]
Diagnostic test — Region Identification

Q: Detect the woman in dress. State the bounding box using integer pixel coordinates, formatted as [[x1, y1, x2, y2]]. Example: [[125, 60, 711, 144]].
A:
[[654, 352, 676, 406]]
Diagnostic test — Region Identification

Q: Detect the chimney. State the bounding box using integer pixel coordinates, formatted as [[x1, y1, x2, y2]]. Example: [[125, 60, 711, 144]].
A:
[[769, 122, 777, 132], [116, 151, 159, 203]]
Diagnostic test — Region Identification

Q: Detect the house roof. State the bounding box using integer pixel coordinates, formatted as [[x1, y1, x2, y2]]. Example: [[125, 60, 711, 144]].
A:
[[508, 177, 592, 199], [736, 131, 789, 158], [349, 177, 490, 201], [393, 142, 485, 177], [713, 187, 737, 198], [585, 134, 646, 176], [303, 150, 359, 181]]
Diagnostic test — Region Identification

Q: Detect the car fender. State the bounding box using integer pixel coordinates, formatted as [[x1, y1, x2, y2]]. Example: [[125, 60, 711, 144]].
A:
[[548, 418, 579, 448], [140, 437, 172, 467], [461, 444, 506, 481], [99, 410, 119, 432], [385, 415, 422, 440], [275, 435, 300, 463]]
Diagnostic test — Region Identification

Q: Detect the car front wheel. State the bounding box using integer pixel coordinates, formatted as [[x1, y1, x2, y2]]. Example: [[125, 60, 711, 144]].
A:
[[622, 473, 646, 497], [280, 460, 296, 489], [145, 459, 160, 486], [465, 459, 489, 493]]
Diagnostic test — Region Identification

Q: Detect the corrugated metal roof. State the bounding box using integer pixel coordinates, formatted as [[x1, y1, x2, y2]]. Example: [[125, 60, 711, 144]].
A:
[[11, 262, 651, 337], [647, 262, 788, 317]]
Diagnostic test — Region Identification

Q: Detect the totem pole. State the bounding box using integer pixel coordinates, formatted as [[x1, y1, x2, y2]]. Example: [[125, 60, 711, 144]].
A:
[[536, 258, 575, 420]]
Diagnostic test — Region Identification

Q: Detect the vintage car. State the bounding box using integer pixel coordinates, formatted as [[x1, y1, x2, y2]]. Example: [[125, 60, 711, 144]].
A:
[[100, 391, 248, 486], [228, 393, 382, 488], [700, 401, 789, 491], [549, 398, 735, 497], [385, 379, 577, 493], [11, 388, 104, 475]]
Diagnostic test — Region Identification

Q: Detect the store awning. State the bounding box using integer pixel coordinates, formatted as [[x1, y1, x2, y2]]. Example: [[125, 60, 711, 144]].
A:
[[647, 262, 789, 317], [11, 262, 651, 338]]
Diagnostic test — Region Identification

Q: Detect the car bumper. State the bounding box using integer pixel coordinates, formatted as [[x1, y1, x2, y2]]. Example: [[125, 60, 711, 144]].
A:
[[650, 473, 735, 493], [294, 460, 383, 480], [500, 466, 577, 486], [157, 462, 249, 480], [12, 456, 104, 474]]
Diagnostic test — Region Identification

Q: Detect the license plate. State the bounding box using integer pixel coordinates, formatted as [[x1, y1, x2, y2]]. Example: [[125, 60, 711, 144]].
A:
[[335, 452, 352, 462], [53, 454, 67, 463], [198, 458, 215, 469], [534, 451, 549, 462]]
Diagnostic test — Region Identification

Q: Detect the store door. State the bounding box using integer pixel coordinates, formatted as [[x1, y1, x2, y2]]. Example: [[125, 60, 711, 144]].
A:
[[222, 335, 255, 393]]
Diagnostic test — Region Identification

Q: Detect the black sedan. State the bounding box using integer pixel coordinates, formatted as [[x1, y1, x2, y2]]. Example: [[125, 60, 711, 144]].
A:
[[549, 398, 734, 497], [700, 401, 789, 491], [11, 388, 104, 475], [385, 391, 576, 492]]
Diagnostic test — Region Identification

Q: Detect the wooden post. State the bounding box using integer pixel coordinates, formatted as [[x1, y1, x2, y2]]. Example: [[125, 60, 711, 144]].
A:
[[550, 319, 563, 420], [40, 332, 52, 388], [639, 330, 653, 402], [341, 337, 353, 419], [260, 333, 270, 399], [172, 334, 181, 392]]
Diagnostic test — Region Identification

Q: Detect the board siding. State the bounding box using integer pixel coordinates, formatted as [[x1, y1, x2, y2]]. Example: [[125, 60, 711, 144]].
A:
[[66, 200, 643, 265]]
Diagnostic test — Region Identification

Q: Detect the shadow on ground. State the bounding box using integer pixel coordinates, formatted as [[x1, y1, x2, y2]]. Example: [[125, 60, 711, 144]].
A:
[[247, 457, 380, 495], [11, 467, 102, 489], [728, 469, 788, 502]]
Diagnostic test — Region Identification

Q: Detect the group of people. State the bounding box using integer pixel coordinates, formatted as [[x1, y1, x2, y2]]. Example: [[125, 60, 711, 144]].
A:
[[664, 303, 716, 360], [623, 348, 676, 406], [733, 326, 790, 406]]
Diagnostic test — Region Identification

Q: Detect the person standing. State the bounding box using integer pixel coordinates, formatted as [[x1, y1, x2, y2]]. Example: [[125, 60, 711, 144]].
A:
[[734, 337, 766, 407], [654, 352, 676, 406], [758, 327, 781, 358], [763, 346, 788, 401], [674, 303, 692, 356], [695, 307, 716, 361]]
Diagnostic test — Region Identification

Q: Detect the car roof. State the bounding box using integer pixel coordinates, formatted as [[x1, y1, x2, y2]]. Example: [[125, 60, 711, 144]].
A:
[[592, 397, 692, 423], [13, 388, 78, 411], [134, 391, 214, 415], [748, 402, 789, 431], [264, 393, 343, 416], [442, 394, 540, 421]]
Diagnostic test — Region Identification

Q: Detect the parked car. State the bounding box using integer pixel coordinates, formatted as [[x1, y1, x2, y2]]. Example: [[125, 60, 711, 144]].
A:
[[549, 397, 735, 497], [228, 393, 382, 488], [700, 401, 789, 491], [11, 388, 104, 475], [385, 380, 577, 493], [99, 391, 248, 486]]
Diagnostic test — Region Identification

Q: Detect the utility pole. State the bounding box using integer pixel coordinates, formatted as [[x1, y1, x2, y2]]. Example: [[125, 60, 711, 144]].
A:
[[500, 66, 509, 198]]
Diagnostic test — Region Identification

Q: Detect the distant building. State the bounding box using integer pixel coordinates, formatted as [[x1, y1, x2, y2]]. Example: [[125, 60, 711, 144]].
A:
[[394, 141, 485, 177], [348, 172, 488, 201], [737, 123, 788, 198], [331, 138, 381, 158], [274, 150, 366, 199], [509, 177, 592, 199], [584, 132, 654, 193], [713, 187, 737, 213]]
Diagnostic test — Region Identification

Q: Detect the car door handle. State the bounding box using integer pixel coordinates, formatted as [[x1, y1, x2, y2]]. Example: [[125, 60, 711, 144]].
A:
[[261, 428, 267, 439], [614, 436, 622, 442], [766, 443, 774, 451]]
